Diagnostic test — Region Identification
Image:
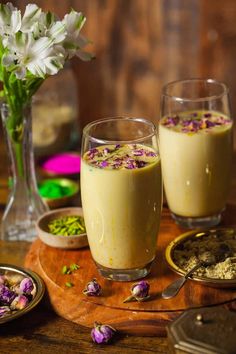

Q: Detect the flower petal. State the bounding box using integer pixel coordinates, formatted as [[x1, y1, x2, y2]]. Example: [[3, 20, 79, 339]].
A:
[[21, 4, 41, 32], [76, 50, 94, 61], [10, 9, 21, 33], [0, 3, 11, 26], [0, 4, 21, 34], [48, 21, 66, 43], [27, 61, 46, 77], [14, 66, 26, 79], [2, 53, 15, 66], [63, 10, 86, 34], [44, 56, 64, 75], [30, 37, 52, 58]]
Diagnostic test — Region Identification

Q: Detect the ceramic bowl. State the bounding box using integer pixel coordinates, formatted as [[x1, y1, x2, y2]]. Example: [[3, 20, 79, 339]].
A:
[[38, 178, 80, 209], [36, 207, 88, 249], [38, 152, 81, 179]]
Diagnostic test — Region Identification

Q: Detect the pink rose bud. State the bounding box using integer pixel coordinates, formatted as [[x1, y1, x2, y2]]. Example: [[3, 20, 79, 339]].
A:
[[0, 284, 16, 305], [83, 279, 102, 296], [19, 278, 34, 295], [10, 295, 29, 310], [0, 275, 6, 285], [0, 306, 11, 317], [123, 280, 150, 303], [91, 322, 116, 344]]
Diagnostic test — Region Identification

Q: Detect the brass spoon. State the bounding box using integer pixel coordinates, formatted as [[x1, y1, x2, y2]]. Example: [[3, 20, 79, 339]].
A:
[[162, 251, 216, 300]]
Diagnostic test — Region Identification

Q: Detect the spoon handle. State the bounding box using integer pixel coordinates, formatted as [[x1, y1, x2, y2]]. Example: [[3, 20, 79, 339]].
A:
[[162, 262, 202, 299]]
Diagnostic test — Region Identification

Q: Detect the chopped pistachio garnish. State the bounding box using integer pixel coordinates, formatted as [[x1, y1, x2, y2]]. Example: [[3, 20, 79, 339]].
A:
[[48, 215, 86, 236], [61, 266, 71, 275], [70, 263, 80, 271], [61, 263, 80, 275], [65, 282, 74, 288]]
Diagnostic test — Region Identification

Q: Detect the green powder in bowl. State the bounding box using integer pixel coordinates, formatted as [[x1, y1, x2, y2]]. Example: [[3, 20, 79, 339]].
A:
[[38, 178, 79, 199]]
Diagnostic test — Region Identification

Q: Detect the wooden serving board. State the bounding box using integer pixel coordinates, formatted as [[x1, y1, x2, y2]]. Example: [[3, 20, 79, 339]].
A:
[[25, 206, 236, 336]]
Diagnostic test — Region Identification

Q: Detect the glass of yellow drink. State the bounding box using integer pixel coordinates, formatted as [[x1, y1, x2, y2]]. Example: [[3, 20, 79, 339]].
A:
[[81, 117, 162, 281], [159, 79, 233, 228]]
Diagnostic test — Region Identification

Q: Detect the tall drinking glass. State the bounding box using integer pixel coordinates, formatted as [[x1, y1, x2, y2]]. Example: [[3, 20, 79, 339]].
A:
[[159, 79, 233, 228], [81, 117, 162, 281]]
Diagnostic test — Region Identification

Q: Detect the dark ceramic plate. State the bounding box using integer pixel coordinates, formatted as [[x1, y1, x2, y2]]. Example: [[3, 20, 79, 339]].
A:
[[0, 264, 45, 324]]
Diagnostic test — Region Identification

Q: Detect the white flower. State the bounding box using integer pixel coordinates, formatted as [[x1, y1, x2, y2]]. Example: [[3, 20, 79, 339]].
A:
[[62, 10, 92, 60], [0, 2, 92, 146], [0, 3, 92, 80], [33, 12, 66, 44], [0, 3, 21, 45], [3, 32, 64, 78]]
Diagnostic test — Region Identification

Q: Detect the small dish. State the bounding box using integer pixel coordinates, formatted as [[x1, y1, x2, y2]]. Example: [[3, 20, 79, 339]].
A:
[[38, 152, 81, 179], [0, 264, 45, 324], [38, 178, 79, 209], [165, 227, 236, 288], [36, 207, 88, 249]]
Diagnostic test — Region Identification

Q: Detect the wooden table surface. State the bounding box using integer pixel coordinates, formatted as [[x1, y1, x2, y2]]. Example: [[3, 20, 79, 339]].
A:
[[1, 142, 236, 353]]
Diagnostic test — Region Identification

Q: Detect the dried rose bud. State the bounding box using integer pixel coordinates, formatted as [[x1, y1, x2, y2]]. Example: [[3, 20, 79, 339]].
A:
[[83, 279, 102, 296], [0, 275, 6, 285], [10, 283, 21, 295], [5, 274, 24, 287], [19, 278, 34, 295], [0, 284, 16, 305], [91, 322, 116, 344], [0, 306, 11, 318], [123, 280, 150, 303], [10, 295, 29, 310]]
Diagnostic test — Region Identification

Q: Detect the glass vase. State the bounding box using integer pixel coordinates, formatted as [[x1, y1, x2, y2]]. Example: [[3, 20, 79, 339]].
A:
[[32, 62, 79, 157], [1, 102, 49, 242]]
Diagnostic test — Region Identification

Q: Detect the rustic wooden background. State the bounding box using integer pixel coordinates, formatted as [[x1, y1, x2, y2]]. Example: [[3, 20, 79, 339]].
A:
[[5, 0, 236, 137]]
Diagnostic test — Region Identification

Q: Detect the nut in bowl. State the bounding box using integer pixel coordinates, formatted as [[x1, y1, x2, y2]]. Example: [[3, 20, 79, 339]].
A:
[[36, 207, 88, 249]]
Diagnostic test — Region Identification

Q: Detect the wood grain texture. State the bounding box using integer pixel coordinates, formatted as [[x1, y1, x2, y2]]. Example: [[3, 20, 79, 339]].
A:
[[24, 206, 236, 337], [9, 0, 236, 135]]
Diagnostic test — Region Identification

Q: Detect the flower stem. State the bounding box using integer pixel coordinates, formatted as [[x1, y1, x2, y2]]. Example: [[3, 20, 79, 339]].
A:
[[14, 141, 24, 178]]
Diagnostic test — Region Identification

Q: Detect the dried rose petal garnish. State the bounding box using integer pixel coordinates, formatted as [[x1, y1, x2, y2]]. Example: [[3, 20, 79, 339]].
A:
[[84, 144, 158, 170], [91, 322, 116, 344], [123, 280, 150, 303], [161, 111, 232, 133]]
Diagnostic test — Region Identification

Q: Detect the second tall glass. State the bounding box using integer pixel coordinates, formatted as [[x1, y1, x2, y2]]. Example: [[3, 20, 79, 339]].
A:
[[81, 117, 162, 281], [159, 79, 233, 228]]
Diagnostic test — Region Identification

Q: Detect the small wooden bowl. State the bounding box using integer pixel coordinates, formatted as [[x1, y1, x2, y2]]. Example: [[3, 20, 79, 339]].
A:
[[36, 207, 88, 249]]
